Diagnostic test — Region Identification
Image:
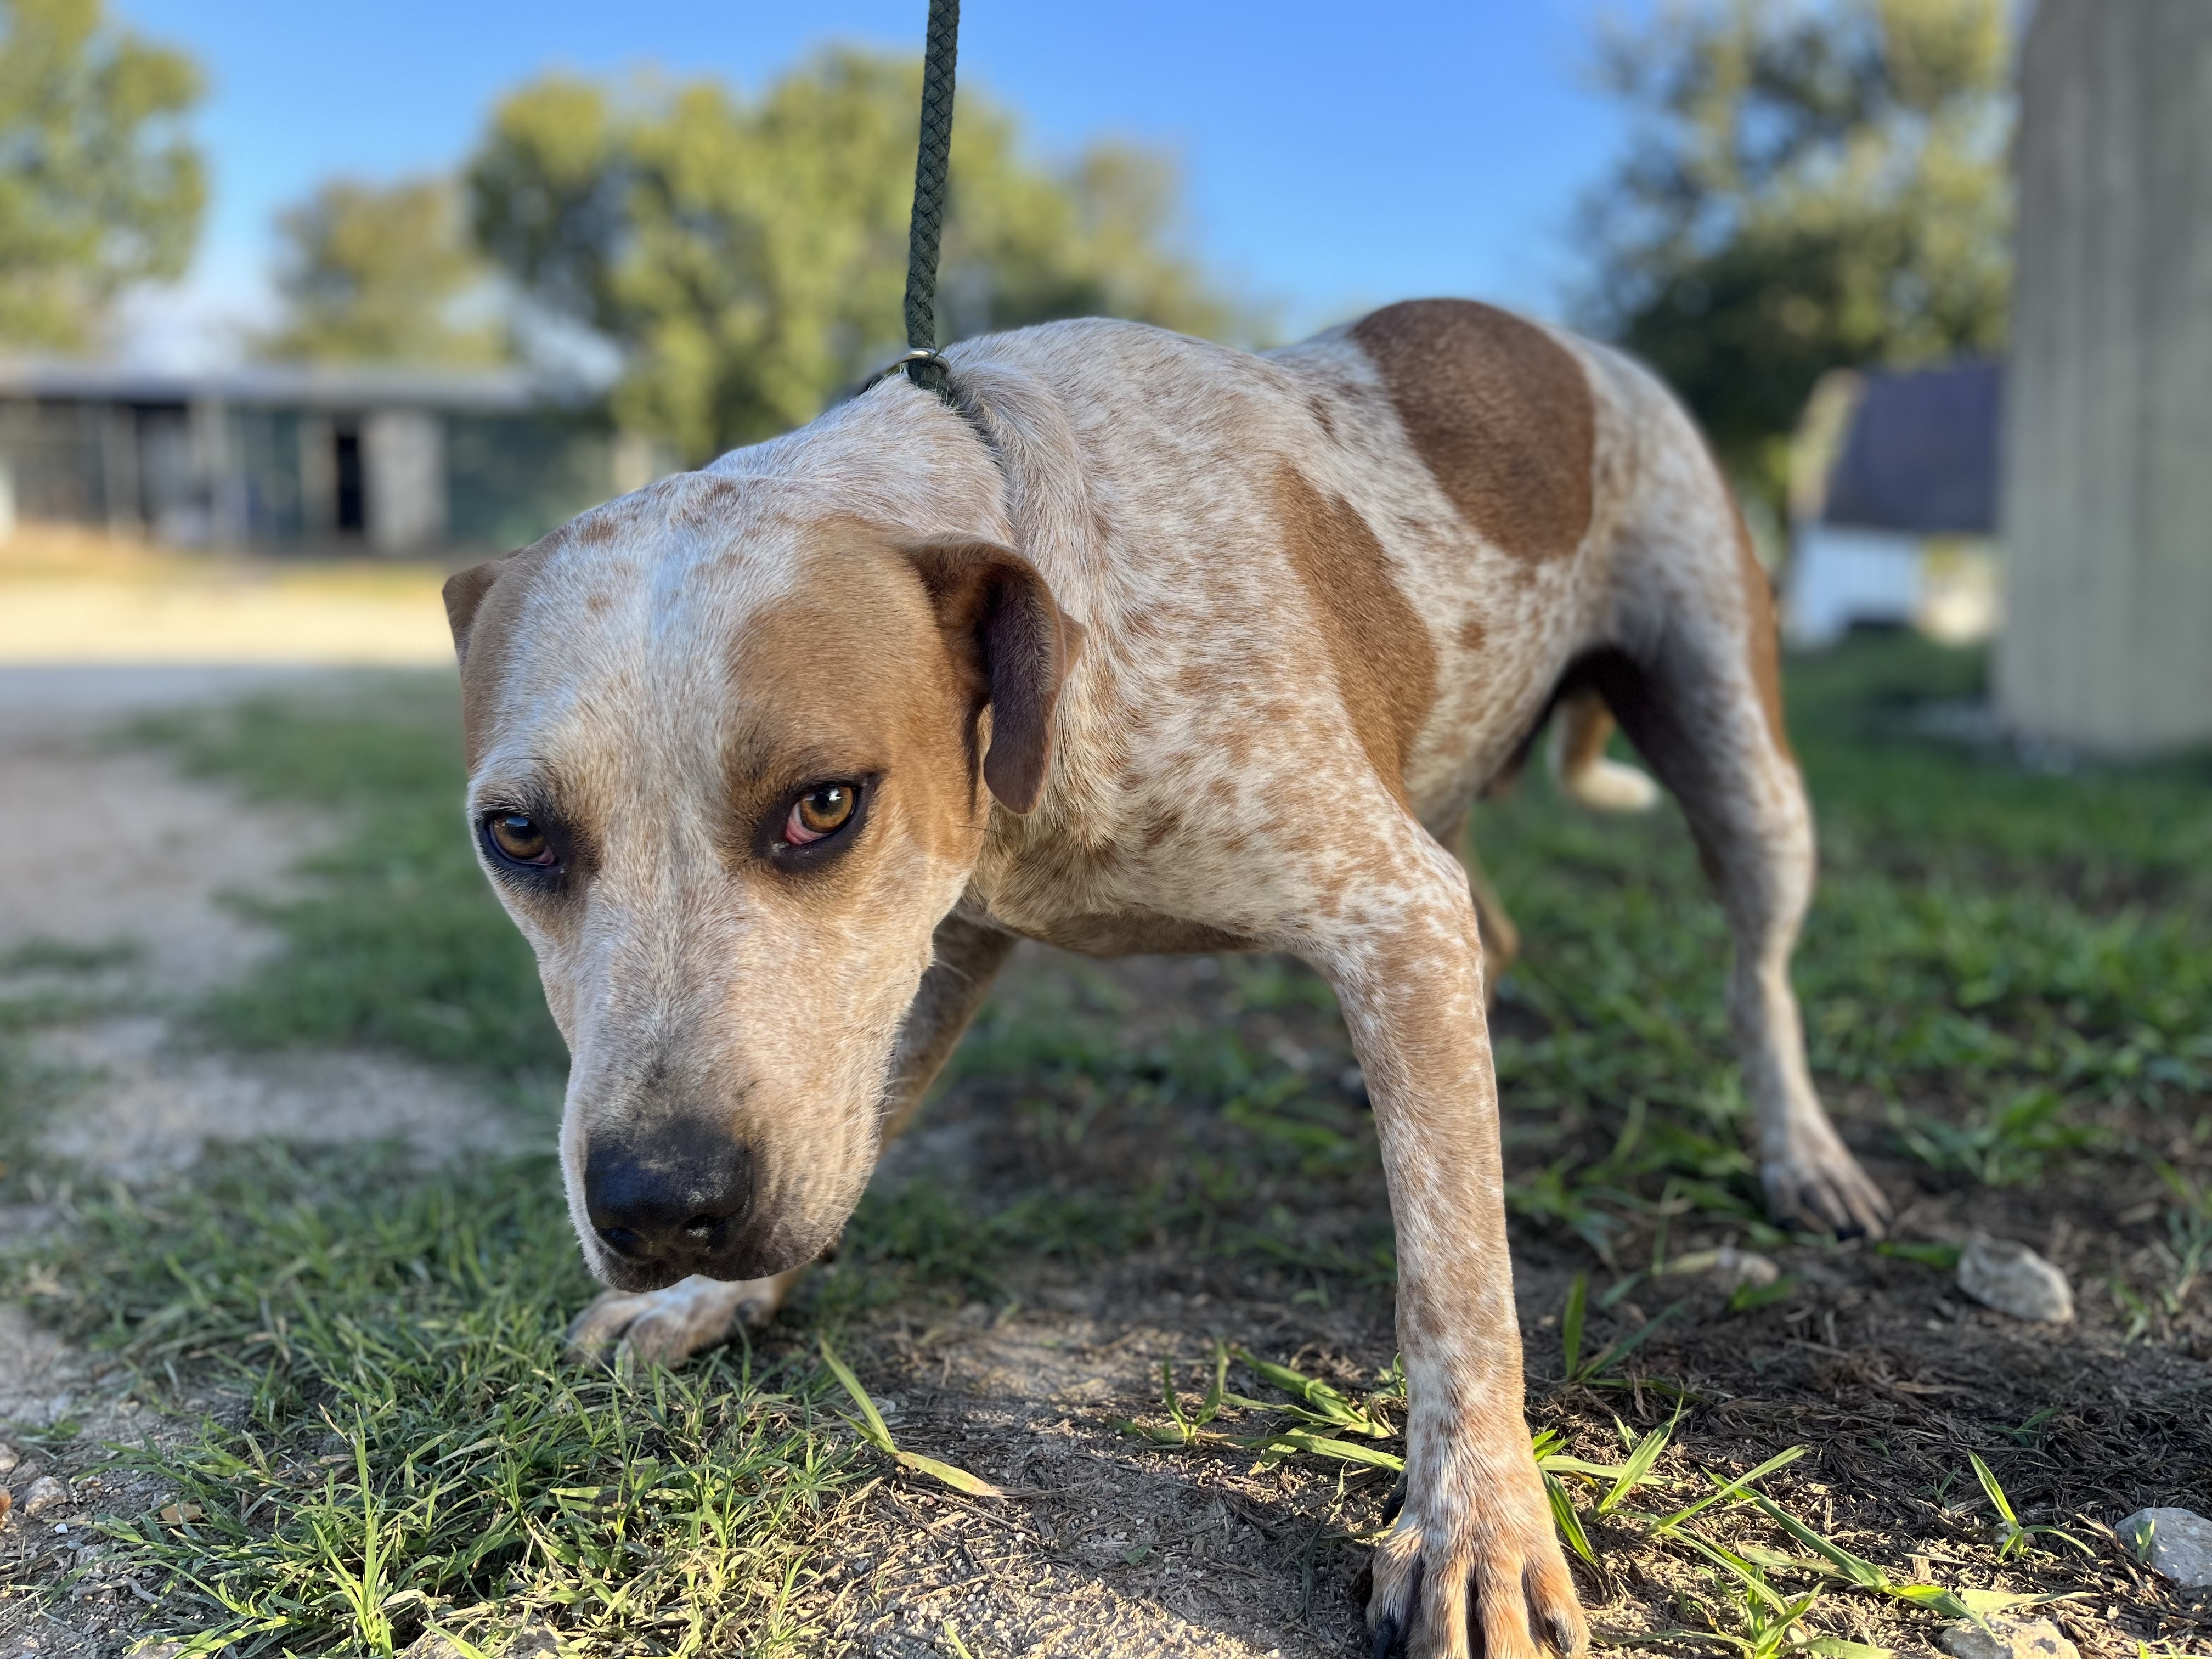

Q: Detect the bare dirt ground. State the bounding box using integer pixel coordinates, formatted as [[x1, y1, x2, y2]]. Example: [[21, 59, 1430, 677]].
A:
[[0, 668, 516, 1659]]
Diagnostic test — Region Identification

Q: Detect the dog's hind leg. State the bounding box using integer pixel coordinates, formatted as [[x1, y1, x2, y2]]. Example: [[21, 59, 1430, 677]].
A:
[[1589, 516, 1890, 1238], [567, 914, 1018, 1367], [1547, 686, 1660, 813]]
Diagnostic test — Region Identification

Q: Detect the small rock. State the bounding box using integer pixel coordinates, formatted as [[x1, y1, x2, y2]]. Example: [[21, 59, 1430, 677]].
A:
[[2119, 1506, 2212, 1587], [1937, 1615, 2079, 1659], [1957, 1234, 2073, 1322], [0, 1442, 18, 1478], [16, 1476, 67, 1518], [1661, 1246, 1780, 1290]]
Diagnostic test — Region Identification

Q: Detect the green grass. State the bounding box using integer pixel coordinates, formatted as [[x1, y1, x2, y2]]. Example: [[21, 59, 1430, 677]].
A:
[[32, 1144, 851, 1656], [132, 680, 565, 1084], [0, 936, 138, 1199]]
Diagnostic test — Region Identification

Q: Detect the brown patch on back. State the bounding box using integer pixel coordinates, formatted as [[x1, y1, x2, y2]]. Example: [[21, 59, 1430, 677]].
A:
[[1730, 504, 1794, 762], [1275, 466, 1438, 798], [1348, 299, 1595, 563]]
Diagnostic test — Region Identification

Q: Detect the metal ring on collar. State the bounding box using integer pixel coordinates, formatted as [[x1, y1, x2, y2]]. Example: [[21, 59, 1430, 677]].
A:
[[861, 347, 952, 393]]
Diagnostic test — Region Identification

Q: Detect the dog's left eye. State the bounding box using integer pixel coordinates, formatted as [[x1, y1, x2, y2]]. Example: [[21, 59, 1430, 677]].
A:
[[484, 812, 558, 868], [784, 783, 858, 846]]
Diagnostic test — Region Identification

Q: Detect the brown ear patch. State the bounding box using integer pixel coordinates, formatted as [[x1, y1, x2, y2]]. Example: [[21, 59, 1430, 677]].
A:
[[1349, 298, 1596, 563], [906, 543, 1080, 815], [443, 561, 505, 664], [1276, 466, 1438, 799], [444, 547, 550, 768]]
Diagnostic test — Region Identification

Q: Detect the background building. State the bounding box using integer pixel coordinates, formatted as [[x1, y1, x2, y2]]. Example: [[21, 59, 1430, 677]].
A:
[[0, 361, 665, 557], [1786, 362, 2002, 649]]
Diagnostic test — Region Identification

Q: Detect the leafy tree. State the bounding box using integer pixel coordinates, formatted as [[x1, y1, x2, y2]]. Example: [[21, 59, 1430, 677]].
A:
[[469, 50, 1245, 462], [0, 0, 202, 348], [259, 176, 506, 365], [1577, 0, 2011, 507]]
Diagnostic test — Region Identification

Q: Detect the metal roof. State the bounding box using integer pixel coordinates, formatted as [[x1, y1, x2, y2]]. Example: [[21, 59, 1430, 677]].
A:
[[1823, 360, 2003, 536], [0, 356, 569, 414]]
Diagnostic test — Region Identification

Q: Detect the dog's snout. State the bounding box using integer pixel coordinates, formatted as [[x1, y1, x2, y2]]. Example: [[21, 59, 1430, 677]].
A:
[[584, 1139, 754, 1267]]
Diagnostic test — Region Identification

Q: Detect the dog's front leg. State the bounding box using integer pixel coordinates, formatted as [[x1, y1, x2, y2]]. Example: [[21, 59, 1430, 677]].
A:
[[566, 1269, 806, 1367], [1310, 835, 1586, 1659]]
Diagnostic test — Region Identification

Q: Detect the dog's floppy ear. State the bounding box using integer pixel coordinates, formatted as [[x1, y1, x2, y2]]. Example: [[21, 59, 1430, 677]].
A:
[[443, 560, 506, 666], [906, 542, 1082, 815]]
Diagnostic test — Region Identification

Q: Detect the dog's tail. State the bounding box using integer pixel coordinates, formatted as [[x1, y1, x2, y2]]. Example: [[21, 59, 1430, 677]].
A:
[[1547, 686, 1660, 814]]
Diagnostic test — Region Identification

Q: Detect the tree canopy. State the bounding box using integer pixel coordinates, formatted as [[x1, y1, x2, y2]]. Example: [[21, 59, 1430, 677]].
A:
[[0, 0, 203, 349], [1577, 0, 2012, 506], [468, 50, 1245, 463], [258, 177, 505, 366]]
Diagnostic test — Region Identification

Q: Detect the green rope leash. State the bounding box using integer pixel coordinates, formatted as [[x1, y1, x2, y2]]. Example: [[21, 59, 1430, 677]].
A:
[[899, 0, 961, 403]]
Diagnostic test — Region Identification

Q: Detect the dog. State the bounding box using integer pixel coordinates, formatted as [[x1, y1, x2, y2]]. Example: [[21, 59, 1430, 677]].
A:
[[442, 299, 1891, 1659]]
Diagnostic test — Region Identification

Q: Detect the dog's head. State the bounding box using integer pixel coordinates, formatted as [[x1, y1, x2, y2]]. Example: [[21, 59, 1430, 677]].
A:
[[444, 473, 1076, 1291]]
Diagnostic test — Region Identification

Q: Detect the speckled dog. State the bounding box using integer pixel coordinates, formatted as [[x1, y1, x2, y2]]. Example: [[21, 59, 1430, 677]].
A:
[[443, 300, 1891, 1659]]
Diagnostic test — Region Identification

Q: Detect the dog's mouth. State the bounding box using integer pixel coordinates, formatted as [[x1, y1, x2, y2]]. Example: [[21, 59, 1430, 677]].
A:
[[581, 1209, 840, 1293]]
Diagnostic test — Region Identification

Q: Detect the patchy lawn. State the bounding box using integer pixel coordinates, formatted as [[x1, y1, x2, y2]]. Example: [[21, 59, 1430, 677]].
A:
[[3, 634, 2208, 1657]]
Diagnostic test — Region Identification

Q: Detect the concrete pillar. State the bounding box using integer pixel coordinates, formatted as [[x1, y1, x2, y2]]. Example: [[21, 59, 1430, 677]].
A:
[[1996, 0, 2212, 754]]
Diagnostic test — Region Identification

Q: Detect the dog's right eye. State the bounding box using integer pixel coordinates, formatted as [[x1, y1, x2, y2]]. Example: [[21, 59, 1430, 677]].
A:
[[485, 812, 557, 868]]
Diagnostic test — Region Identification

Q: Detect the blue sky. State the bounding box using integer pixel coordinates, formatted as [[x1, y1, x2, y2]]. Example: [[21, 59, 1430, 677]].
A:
[[110, 1, 1651, 364]]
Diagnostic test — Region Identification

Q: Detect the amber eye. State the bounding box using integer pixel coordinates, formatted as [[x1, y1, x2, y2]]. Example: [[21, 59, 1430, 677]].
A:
[[486, 812, 556, 867], [784, 783, 857, 846]]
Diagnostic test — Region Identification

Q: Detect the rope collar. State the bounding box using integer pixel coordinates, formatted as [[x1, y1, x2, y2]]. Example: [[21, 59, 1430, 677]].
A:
[[860, 347, 956, 402]]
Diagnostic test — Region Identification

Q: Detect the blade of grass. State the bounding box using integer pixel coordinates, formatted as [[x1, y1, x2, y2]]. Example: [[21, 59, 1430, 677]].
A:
[[1544, 1472, 1600, 1568], [1650, 1447, 1808, 1536], [1598, 1416, 1676, 1514], [820, 1334, 1002, 1499]]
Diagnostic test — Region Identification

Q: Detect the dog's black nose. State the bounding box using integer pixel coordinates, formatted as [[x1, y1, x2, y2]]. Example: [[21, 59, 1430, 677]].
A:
[[584, 1139, 753, 1265]]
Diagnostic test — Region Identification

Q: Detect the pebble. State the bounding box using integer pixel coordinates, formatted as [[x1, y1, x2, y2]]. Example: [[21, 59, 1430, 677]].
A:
[[16, 1477, 67, 1519], [1956, 1234, 2074, 1322], [0, 1442, 16, 1479], [2119, 1506, 2212, 1588], [1937, 1615, 2079, 1659], [1660, 1246, 1780, 1290]]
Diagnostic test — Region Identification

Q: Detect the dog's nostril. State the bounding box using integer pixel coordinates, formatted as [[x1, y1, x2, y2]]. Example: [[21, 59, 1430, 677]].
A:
[[584, 1137, 755, 1266]]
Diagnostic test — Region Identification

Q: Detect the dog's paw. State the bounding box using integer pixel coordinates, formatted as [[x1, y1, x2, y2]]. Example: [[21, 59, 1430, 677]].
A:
[[565, 1271, 794, 1368], [1560, 755, 1660, 815], [1367, 1414, 1587, 1658], [1762, 1118, 1891, 1239]]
